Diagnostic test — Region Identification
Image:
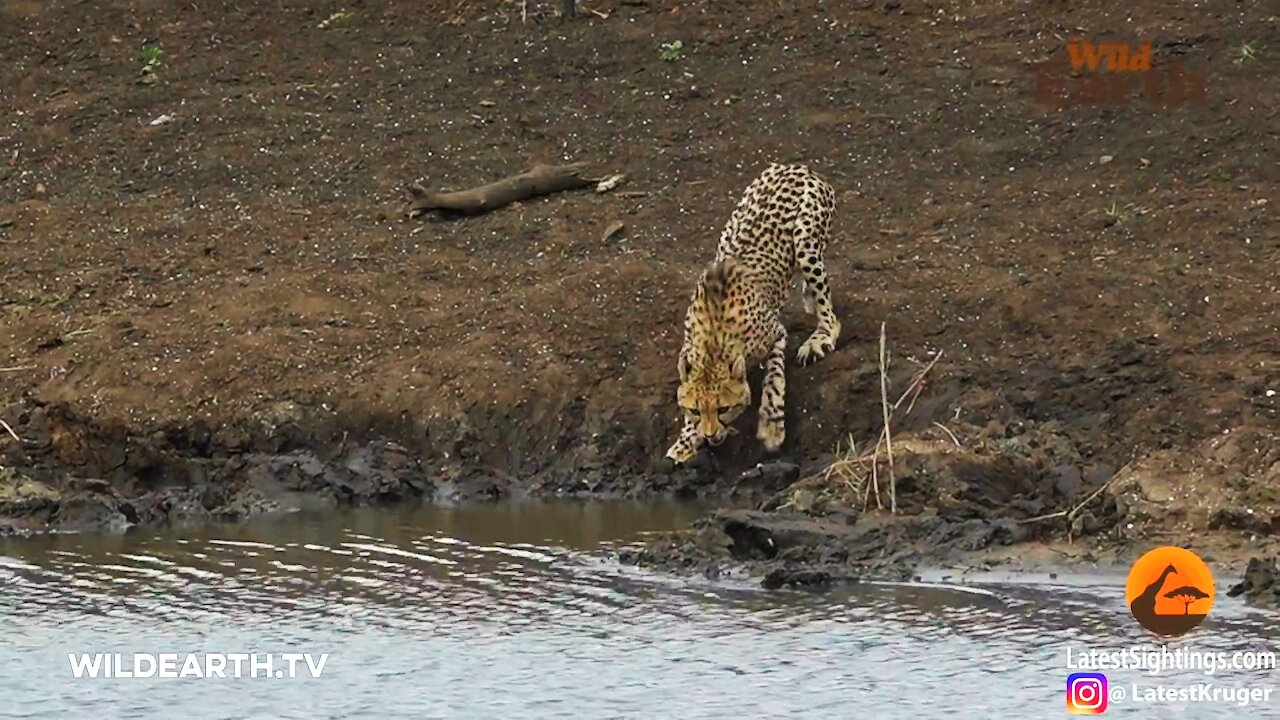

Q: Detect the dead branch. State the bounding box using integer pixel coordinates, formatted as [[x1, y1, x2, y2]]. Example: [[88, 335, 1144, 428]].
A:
[[0, 365, 36, 373], [1, 419, 20, 443], [407, 162, 597, 217]]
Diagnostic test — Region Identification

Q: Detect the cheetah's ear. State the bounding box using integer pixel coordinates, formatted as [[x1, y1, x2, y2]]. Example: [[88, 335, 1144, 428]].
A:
[[730, 354, 746, 380], [678, 351, 692, 381]]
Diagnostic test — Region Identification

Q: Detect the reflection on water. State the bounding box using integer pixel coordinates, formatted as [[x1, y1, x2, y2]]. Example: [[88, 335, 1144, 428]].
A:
[[2, 500, 1278, 719]]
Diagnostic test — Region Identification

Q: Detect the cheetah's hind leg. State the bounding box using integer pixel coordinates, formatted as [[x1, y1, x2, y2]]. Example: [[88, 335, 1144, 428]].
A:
[[795, 248, 841, 366]]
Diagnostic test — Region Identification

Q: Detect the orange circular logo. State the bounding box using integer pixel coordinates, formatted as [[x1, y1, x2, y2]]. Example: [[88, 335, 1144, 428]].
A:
[[1125, 546, 1215, 636]]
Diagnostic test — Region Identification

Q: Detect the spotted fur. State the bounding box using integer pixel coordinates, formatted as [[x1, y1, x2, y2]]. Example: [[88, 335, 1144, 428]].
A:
[[667, 163, 840, 464]]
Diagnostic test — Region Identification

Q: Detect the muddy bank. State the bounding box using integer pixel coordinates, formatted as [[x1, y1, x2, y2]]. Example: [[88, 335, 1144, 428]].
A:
[[621, 421, 1280, 593], [0, 392, 742, 532], [0, 392, 791, 536]]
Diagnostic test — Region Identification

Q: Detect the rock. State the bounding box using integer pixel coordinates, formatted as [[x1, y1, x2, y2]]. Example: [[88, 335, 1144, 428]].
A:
[[0, 470, 61, 519], [1227, 557, 1280, 609], [53, 495, 131, 533], [1052, 464, 1084, 496], [762, 565, 836, 590], [210, 488, 281, 521], [68, 477, 113, 494], [1208, 507, 1275, 535], [734, 461, 799, 498], [719, 509, 849, 560], [1071, 510, 1104, 537], [927, 517, 1028, 550]]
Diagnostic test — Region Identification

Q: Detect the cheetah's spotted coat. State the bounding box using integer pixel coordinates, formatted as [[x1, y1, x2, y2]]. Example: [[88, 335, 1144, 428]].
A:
[[667, 163, 840, 463]]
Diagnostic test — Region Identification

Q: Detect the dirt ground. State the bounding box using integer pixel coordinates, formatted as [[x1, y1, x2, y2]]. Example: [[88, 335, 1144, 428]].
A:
[[1, 0, 1277, 586]]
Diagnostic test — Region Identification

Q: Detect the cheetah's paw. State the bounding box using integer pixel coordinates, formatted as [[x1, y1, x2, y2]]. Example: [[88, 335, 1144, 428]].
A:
[[796, 334, 836, 366], [666, 441, 699, 464], [757, 420, 785, 453]]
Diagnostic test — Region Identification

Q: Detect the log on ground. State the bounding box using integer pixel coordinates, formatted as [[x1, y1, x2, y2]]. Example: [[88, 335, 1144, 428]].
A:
[[407, 162, 596, 217]]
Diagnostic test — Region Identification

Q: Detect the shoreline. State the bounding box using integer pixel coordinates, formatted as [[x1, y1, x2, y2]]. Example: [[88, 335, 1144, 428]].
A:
[[5, 399, 1277, 611]]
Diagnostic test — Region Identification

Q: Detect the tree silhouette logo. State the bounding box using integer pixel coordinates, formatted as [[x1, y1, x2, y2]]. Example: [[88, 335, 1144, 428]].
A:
[[1125, 546, 1215, 636]]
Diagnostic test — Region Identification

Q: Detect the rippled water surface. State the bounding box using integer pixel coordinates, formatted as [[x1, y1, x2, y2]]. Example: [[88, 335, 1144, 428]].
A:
[[3, 500, 1279, 718]]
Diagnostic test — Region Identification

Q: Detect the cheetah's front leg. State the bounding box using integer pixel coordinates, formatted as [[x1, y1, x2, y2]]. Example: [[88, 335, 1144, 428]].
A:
[[666, 415, 705, 463], [757, 328, 787, 452]]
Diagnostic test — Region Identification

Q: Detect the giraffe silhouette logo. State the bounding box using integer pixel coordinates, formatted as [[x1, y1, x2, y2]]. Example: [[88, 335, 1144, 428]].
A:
[[1125, 546, 1215, 636]]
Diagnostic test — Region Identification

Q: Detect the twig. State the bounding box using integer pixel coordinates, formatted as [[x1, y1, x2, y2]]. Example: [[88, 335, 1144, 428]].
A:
[[0, 365, 36, 373], [1017, 510, 1068, 525], [1018, 475, 1121, 525], [595, 173, 626, 192], [895, 352, 942, 413], [932, 421, 962, 447], [878, 322, 896, 514], [0, 419, 20, 443], [601, 220, 625, 242]]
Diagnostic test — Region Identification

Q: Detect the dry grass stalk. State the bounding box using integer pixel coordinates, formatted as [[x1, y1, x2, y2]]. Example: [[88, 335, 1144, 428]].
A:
[[0, 419, 20, 443], [869, 432, 882, 510], [878, 322, 896, 514], [0, 366, 36, 373], [932, 421, 962, 447]]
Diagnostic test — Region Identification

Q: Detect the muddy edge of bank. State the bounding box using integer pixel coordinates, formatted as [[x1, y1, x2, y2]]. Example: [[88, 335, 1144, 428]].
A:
[[3, 393, 1279, 609]]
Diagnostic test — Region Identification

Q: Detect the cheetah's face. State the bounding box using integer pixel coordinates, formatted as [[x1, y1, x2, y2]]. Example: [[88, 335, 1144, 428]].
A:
[[677, 353, 750, 446]]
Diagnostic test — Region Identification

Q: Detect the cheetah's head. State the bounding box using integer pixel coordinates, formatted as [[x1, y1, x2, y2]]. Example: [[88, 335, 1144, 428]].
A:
[[676, 350, 750, 446]]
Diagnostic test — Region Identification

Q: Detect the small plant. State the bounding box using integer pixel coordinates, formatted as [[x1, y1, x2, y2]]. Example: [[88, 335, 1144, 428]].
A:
[[139, 44, 163, 70], [659, 40, 684, 62], [318, 10, 354, 29], [138, 44, 163, 85], [1232, 42, 1260, 64], [1103, 201, 1150, 226]]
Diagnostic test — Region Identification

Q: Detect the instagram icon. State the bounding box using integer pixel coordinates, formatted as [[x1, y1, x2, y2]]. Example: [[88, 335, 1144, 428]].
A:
[[1067, 672, 1109, 714]]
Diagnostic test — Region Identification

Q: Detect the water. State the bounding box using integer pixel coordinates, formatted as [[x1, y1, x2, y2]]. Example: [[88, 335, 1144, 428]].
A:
[[2, 500, 1278, 718]]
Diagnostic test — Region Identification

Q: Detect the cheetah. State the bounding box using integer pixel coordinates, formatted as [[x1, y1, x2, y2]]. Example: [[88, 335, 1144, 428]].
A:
[[666, 163, 841, 464]]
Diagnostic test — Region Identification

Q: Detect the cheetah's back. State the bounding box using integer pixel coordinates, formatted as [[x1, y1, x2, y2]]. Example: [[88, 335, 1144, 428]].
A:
[[715, 163, 836, 311]]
